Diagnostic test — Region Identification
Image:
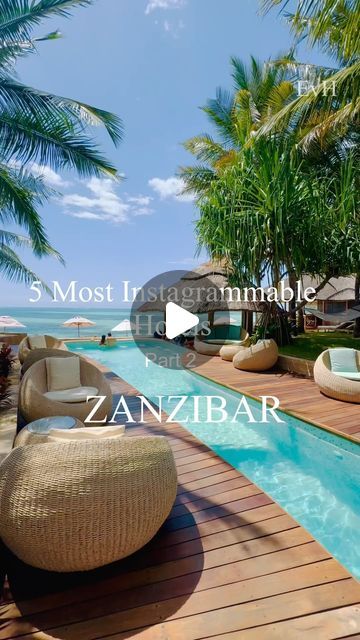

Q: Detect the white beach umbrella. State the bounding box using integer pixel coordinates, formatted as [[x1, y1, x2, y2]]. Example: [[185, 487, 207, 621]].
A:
[[111, 319, 134, 336], [0, 315, 26, 332], [63, 316, 96, 337]]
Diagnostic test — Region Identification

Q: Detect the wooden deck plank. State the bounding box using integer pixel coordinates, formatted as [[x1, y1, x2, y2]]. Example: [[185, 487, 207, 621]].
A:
[[1, 569, 352, 640], [192, 357, 360, 441], [209, 606, 360, 640], [67, 582, 360, 640], [1, 369, 359, 640]]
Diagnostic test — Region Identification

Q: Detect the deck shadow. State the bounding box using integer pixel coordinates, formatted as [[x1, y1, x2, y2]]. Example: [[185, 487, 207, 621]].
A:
[[0, 503, 204, 639]]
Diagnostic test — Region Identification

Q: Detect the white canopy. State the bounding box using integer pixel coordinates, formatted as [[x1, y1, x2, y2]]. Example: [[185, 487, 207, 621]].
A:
[[63, 316, 96, 336], [0, 315, 26, 331], [112, 319, 134, 334]]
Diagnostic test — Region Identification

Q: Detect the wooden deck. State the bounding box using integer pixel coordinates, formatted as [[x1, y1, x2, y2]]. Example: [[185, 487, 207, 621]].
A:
[[192, 356, 360, 442], [1, 370, 359, 640]]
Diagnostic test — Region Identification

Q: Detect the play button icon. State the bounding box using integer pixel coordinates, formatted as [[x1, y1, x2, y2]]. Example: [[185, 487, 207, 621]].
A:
[[165, 302, 199, 339], [130, 268, 231, 369]]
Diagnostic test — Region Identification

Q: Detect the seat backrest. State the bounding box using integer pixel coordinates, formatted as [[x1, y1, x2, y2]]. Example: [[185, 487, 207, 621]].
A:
[[328, 348, 358, 373]]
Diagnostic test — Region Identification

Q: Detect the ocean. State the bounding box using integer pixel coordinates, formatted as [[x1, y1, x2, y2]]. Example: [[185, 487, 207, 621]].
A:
[[0, 308, 134, 339]]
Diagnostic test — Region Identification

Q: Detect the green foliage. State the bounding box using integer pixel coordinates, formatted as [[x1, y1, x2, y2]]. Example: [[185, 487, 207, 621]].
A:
[[0, 343, 14, 377], [259, 0, 359, 149], [279, 332, 360, 361], [196, 139, 359, 287], [261, 0, 359, 64], [180, 56, 296, 196]]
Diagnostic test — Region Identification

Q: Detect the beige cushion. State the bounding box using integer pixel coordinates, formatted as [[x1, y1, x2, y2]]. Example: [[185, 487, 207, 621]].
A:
[[28, 335, 46, 349], [48, 425, 126, 442], [46, 356, 81, 391], [44, 385, 98, 403]]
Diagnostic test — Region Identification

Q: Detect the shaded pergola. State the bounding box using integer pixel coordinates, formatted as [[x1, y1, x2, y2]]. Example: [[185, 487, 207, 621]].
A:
[[138, 262, 263, 335]]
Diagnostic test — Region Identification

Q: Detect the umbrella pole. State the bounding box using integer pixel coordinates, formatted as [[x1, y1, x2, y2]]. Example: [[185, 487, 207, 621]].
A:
[[78, 325, 80, 337]]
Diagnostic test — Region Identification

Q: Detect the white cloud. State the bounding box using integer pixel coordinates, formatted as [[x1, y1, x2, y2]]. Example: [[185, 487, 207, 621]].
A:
[[126, 195, 153, 207], [69, 211, 104, 221], [148, 176, 194, 202], [31, 164, 70, 188], [145, 0, 186, 15], [9, 161, 70, 188], [62, 178, 154, 224], [163, 18, 185, 37]]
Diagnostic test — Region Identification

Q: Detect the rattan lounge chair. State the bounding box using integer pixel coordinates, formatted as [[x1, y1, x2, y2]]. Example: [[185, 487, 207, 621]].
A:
[[18, 334, 68, 364], [21, 347, 77, 375], [0, 435, 177, 572], [314, 349, 360, 403], [233, 339, 279, 372], [19, 354, 112, 424]]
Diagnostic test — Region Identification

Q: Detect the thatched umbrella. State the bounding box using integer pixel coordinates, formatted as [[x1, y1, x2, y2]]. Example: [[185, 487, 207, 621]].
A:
[[138, 262, 263, 333]]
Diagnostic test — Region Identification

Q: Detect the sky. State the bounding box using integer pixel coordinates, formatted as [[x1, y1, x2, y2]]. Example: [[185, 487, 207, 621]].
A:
[[1, 0, 331, 307]]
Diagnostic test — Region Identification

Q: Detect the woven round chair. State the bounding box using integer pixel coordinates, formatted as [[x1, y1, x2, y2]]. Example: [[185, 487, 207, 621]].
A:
[[18, 335, 68, 364], [233, 339, 279, 372], [194, 329, 250, 357], [0, 436, 177, 572], [19, 355, 112, 424], [21, 347, 77, 375], [314, 349, 360, 404]]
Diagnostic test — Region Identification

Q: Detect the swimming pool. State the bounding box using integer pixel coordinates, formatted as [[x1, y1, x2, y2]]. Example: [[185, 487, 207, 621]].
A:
[[68, 339, 360, 579]]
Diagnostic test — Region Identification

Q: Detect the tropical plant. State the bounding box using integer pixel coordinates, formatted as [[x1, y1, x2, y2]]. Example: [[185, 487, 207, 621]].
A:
[[180, 56, 296, 196], [0, 343, 14, 378], [195, 137, 359, 343], [0, 0, 123, 287], [0, 376, 12, 410]]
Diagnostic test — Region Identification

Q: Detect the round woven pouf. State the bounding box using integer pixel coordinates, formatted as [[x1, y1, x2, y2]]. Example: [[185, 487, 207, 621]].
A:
[[14, 416, 84, 448], [219, 344, 246, 362]]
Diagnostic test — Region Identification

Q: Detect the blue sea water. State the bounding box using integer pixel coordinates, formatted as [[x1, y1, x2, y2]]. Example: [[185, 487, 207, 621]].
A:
[[0, 307, 133, 338]]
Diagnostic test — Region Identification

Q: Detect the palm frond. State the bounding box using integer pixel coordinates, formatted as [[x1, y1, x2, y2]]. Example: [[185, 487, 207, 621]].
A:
[[179, 165, 217, 195], [183, 134, 226, 164], [0, 109, 118, 177], [257, 61, 360, 137], [230, 56, 249, 90], [261, 0, 359, 63], [0, 228, 32, 248], [0, 1, 92, 44], [202, 88, 236, 145], [0, 75, 123, 145], [0, 243, 52, 293], [0, 163, 64, 262], [233, 89, 256, 143], [299, 101, 360, 152], [266, 80, 295, 114]]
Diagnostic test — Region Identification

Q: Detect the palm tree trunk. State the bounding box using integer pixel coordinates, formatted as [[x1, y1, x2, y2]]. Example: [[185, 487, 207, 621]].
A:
[[353, 274, 360, 338]]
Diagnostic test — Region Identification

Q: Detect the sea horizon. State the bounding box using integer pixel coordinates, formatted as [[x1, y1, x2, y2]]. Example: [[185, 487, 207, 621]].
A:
[[1, 307, 134, 338]]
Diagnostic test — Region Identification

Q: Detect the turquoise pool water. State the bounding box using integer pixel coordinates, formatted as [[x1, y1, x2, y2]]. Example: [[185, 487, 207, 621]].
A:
[[68, 339, 360, 579]]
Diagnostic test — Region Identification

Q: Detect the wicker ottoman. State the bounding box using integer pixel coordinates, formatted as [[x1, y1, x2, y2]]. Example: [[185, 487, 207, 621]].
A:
[[0, 436, 178, 572]]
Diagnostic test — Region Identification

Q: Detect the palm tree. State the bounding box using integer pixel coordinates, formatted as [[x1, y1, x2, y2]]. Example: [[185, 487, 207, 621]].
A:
[[259, 0, 359, 150], [0, 0, 123, 286], [180, 56, 295, 196]]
